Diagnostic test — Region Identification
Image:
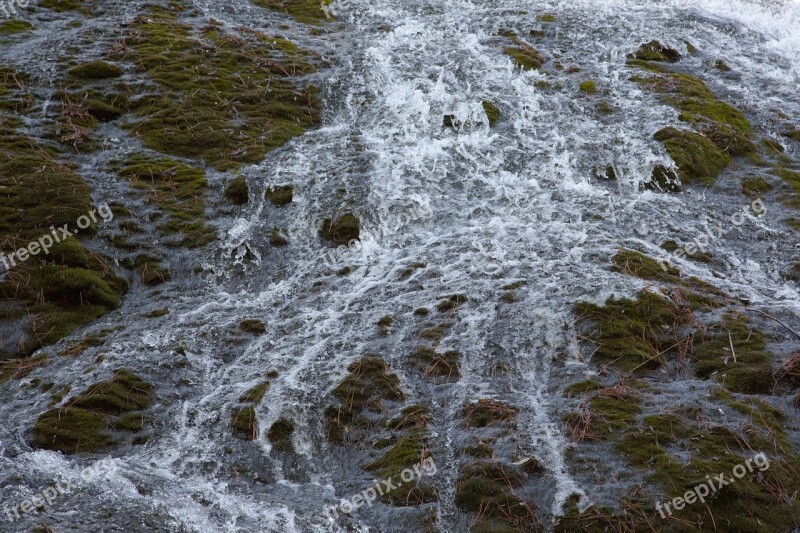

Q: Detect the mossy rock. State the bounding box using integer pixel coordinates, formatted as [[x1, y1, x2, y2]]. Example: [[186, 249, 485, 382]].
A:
[[83, 99, 123, 122], [611, 248, 680, 283], [239, 381, 269, 403], [68, 61, 124, 80], [116, 12, 319, 171], [325, 356, 405, 443], [31, 369, 153, 453], [576, 290, 690, 372], [319, 213, 360, 245], [134, 254, 170, 286], [741, 175, 772, 197], [239, 319, 266, 335], [502, 33, 544, 71], [481, 101, 500, 126], [224, 176, 249, 205], [231, 405, 258, 440], [632, 40, 680, 62], [454, 461, 539, 530], [265, 185, 293, 206], [267, 418, 294, 451], [654, 127, 729, 185], [144, 308, 169, 318], [0, 20, 34, 35], [647, 164, 682, 192], [461, 398, 517, 428], [384, 404, 430, 431], [363, 431, 438, 506], [251, 0, 332, 24], [118, 156, 214, 248], [579, 80, 597, 93], [412, 346, 460, 381], [693, 314, 773, 394], [40, 0, 82, 11], [0, 355, 47, 385]]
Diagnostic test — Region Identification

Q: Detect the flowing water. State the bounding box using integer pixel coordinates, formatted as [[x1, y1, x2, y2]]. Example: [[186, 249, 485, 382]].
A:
[[2, 0, 800, 531]]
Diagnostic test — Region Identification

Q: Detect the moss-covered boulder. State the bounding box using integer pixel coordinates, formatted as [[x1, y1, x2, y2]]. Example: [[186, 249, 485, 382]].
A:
[[653, 127, 729, 185], [31, 370, 153, 453], [632, 40, 681, 62], [68, 61, 124, 80], [319, 213, 360, 245], [224, 176, 249, 205]]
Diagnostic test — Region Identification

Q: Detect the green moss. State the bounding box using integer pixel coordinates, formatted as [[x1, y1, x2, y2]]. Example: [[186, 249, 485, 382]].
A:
[[267, 418, 294, 451], [631, 41, 680, 62], [144, 308, 169, 318], [239, 381, 270, 403], [224, 176, 249, 205], [575, 290, 689, 372], [116, 12, 319, 171], [134, 254, 170, 286], [0, 355, 47, 385], [693, 314, 773, 394], [319, 213, 360, 245], [118, 156, 215, 248], [265, 185, 293, 206], [325, 356, 405, 443], [364, 431, 438, 505], [384, 404, 430, 431], [481, 101, 500, 126], [741, 175, 772, 197], [230, 405, 258, 440], [537, 13, 556, 22], [40, 0, 82, 11], [68, 61, 124, 80], [564, 379, 602, 398], [239, 319, 266, 335], [412, 346, 460, 381], [630, 65, 754, 159], [31, 369, 153, 453], [462, 398, 517, 428], [455, 461, 539, 531], [653, 127, 730, 185], [770, 167, 800, 209], [251, 0, 332, 24], [611, 248, 680, 283], [502, 34, 544, 71], [579, 80, 597, 93], [0, 20, 33, 35]]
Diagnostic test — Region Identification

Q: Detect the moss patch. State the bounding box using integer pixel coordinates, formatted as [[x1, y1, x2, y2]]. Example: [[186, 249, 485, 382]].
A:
[[117, 156, 215, 248], [578, 80, 597, 93], [224, 176, 249, 205], [364, 430, 438, 505], [319, 213, 360, 246], [0, 20, 33, 35], [631, 41, 681, 62], [31, 369, 153, 453], [481, 101, 500, 126], [239, 319, 266, 335], [267, 418, 295, 451], [455, 461, 540, 532], [265, 185, 293, 206], [115, 11, 320, 171], [325, 356, 404, 443], [741, 175, 772, 197], [251, 0, 332, 24], [68, 61, 123, 80], [653, 127, 730, 185], [502, 33, 544, 71]]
